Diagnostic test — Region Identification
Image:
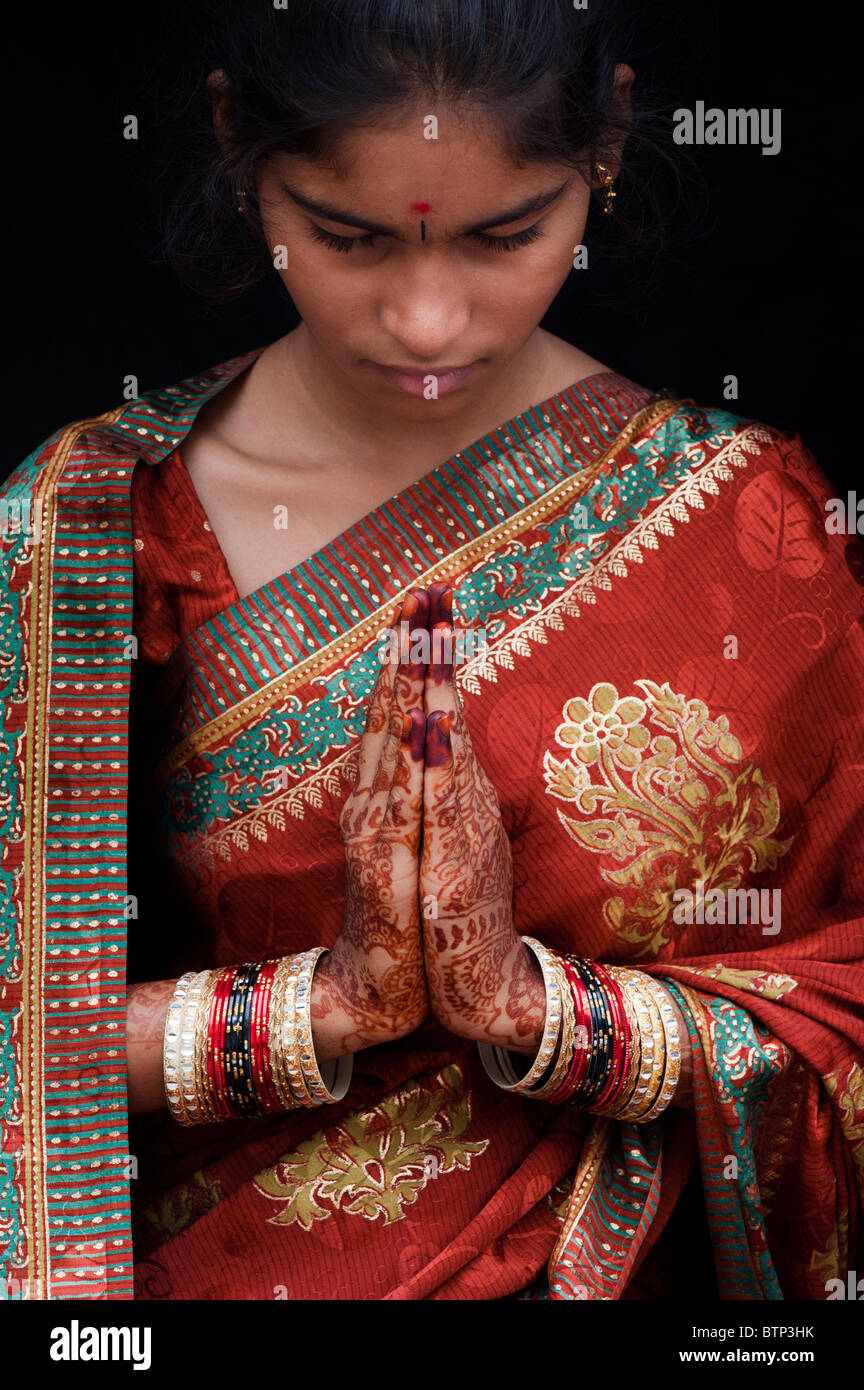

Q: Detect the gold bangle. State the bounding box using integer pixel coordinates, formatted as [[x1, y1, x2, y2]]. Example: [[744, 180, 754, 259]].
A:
[[528, 956, 577, 1100], [631, 978, 667, 1116], [613, 974, 643, 1113], [636, 977, 681, 1120], [177, 970, 211, 1125], [268, 955, 299, 1111], [604, 968, 664, 1121], [166, 952, 355, 1124], [294, 947, 327, 1103], [193, 968, 219, 1124]]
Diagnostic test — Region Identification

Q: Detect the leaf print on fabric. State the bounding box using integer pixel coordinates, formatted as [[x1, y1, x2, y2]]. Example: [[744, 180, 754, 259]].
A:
[[141, 1170, 225, 1245], [543, 679, 793, 957], [253, 1063, 489, 1229], [734, 470, 827, 578]]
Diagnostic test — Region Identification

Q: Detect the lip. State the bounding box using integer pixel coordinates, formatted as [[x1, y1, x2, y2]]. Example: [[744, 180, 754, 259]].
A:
[[370, 360, 481, 397]]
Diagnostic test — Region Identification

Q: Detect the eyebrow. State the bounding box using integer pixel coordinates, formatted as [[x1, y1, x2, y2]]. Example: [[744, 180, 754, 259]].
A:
[[279, 179, 571, 236]]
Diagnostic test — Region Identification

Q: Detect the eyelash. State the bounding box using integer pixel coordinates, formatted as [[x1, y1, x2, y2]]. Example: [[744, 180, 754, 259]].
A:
[[307, 222, 545, 255]]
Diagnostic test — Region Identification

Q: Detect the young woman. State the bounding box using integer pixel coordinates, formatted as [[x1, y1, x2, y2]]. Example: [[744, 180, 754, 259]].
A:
[[1, 0, 861, 1302]]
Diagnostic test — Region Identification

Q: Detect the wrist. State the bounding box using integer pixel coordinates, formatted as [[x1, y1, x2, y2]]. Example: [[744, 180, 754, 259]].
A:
[[312, 948, 429, 1058], [499, 942, 546, 1053], [431, 938, 547, 1052]]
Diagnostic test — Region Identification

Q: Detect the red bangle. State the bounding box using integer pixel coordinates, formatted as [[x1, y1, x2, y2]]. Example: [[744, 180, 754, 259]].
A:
[[207, 965, 237, 1118], [589, 961, 630, 1111], [546, 956, 592, 1103], [250, 959, 282, 1113]]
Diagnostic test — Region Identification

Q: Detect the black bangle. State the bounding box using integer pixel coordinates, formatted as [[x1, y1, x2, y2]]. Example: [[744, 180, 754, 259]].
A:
[[225, 962, 263, 1117], [565, 956, 614, 1107]]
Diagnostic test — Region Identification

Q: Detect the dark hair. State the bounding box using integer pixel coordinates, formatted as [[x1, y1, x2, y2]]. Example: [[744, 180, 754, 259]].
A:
[[158, 0, 681, 300]]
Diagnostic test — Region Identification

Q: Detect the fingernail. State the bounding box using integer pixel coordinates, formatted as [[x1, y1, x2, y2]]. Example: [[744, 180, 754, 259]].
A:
[[425, 710, 451, 765], [427, 581, 455, 627], [404, 708, 425, 761], [428, 621, 453, 683], [410, 589, 430, 631]]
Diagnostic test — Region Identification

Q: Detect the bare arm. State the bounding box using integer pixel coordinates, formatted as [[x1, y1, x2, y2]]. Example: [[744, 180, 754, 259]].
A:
[[126, 979, 176, 1115], [125, 963, 411, 1116]]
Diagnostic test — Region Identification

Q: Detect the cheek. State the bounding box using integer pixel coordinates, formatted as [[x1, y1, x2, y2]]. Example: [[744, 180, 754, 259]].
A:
[[480, 245, 573, 320], [260, 218, 366, 322]]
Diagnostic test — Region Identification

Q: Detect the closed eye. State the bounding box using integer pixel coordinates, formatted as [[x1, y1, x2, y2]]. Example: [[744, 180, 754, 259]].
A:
[[307, 222, 546, 254], [468, 225, 545, 253]]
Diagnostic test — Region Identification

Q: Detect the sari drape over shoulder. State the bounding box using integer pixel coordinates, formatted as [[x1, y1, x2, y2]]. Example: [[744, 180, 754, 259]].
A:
[[1, 347, 862, 1300]]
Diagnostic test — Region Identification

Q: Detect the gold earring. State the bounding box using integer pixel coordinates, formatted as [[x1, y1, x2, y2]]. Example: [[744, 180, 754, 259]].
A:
[[236, 186, 248, 215], [595, 163, 617, 215]]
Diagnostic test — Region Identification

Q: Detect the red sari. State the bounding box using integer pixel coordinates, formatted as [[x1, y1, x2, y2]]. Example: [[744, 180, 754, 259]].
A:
[[1, 347, 862, 1300]]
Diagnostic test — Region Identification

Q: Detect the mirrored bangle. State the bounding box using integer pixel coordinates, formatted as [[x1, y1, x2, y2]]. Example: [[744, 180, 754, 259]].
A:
[[295, 949, 353, 1104], [268, 955, 300, 1111], [281, 960, 316, 1105], [630, 978, 668, 1116], [528, 957, 577, 1100], [162, 972, 196, 1125]]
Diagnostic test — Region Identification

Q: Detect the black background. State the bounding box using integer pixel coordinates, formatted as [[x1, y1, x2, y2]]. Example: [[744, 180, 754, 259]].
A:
[[5, 0, 853, 485]]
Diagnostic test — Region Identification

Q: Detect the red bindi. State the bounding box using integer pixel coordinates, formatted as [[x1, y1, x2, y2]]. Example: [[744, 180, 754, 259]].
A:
[[410, 202, 431, 213]]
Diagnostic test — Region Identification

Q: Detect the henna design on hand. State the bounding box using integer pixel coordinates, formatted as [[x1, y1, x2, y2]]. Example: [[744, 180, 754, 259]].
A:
[[323, 589, 432, 1055], [420, 589, 541, 1050]]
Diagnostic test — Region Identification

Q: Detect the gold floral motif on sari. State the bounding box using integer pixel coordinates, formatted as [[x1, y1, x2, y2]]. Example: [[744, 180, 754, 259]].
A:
[[543, 679, 793, 957], [253, 1063, 489, 1229], [809, 1205, 849, 1283], [670, 964, 798, 1000], [823, 1061, 864, 1196]]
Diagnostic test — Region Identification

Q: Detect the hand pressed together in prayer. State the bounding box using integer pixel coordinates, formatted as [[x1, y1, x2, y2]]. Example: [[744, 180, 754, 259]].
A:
[[420, 583, 547, 1053], [322, 582, 546, 1060]]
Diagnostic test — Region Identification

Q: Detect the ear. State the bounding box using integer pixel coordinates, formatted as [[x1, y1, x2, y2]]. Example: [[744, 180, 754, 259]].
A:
[[207, 68, 234, 153], [594, 62, 635, 185]]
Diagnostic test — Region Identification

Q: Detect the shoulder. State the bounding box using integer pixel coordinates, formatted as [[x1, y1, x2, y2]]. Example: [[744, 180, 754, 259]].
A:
[[640, 401, 864, 584], [630, 396, 824, 487], [612, 392, 857, 552], [1, 348, 263, 506]]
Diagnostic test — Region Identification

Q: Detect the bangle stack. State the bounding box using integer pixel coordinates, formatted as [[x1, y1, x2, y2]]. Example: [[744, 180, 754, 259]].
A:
[[478, 937, 681, 1122], [163, 948, 353, 1126]]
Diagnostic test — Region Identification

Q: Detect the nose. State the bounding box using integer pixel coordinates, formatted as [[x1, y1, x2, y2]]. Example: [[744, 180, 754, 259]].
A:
[[379, 252, 471, 360]]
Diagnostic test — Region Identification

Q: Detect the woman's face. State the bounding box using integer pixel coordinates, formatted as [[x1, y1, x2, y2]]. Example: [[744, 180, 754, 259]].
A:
[[250, 102, 602, 416]]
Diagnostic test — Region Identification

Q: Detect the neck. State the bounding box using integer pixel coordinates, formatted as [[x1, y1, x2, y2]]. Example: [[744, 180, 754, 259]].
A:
[[228, 323, 563, 473]]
